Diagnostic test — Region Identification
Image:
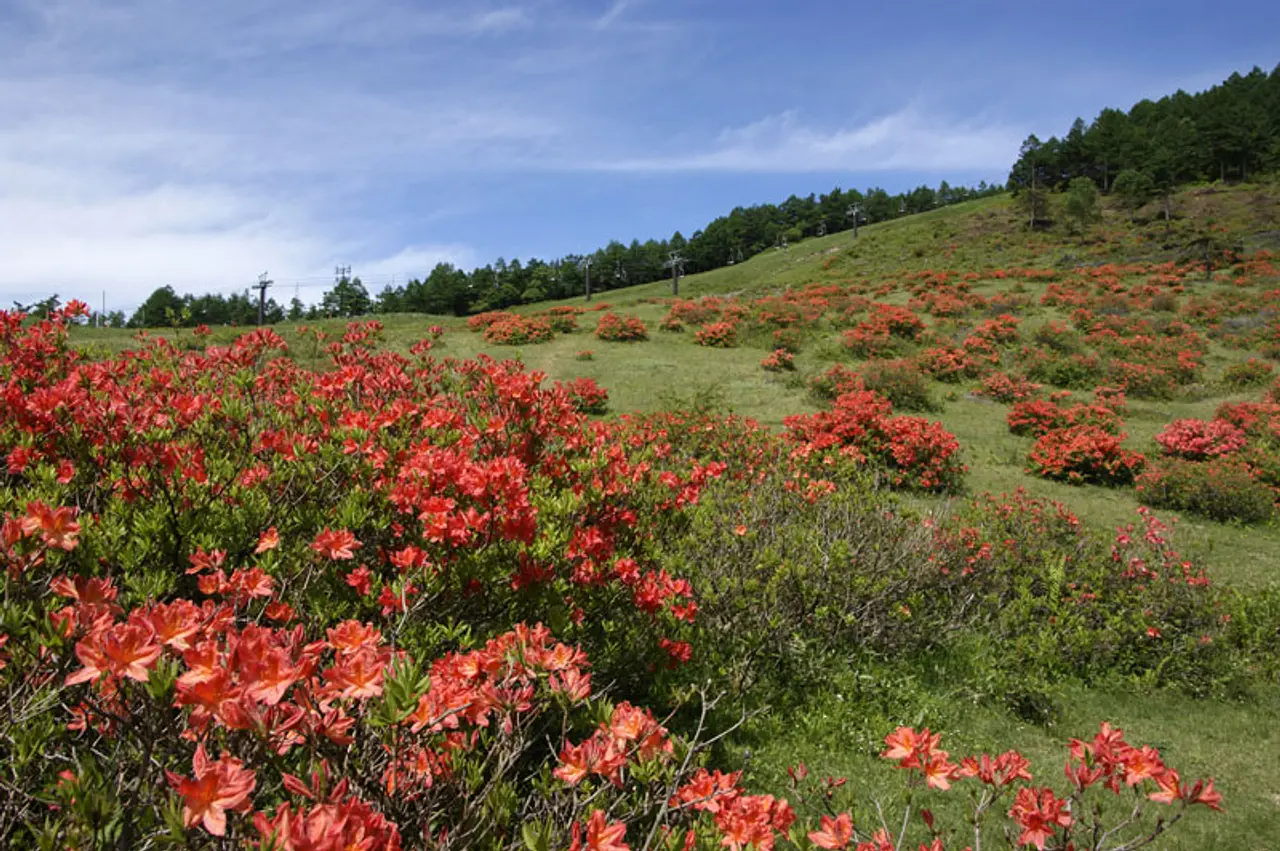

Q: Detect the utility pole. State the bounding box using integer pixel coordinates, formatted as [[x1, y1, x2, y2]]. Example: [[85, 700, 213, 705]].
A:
[[580, 257, 593, 302], [847, 204, 863, 238], [255, 272, 272, 326], [100, 291, 105, 328], [664, 252, 685, 296]]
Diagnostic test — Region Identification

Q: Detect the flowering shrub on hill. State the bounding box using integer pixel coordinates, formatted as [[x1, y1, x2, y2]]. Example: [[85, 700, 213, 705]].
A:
[[694, 321, 739, 348], [1154, 419, 1247, 459], [980, 371, 1043, 403], [561, 376, 609, 414], [761, 348, 795, 372], [595, 312, 649, 342], [784, 390, 964, 492], [1027, 425, 1145, 485], [536, 305, 582, 333], [483, 314, 555, 344], [466, 310, 516, 332]]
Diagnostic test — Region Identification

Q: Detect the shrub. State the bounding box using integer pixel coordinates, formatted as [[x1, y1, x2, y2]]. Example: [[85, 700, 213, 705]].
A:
[[917, 345, 973, 382], [859, 360, 938, 412], [1154, 418, 1248, 459], [663, 298, 721, 328], [1021, 348, 1103, 389], [1136, 456, 1275, 524], [980, 371, 1042, 403], [467, 310, 516, 331], [770, 326, 805, 354], [841, 322, 896, 358], [1027, 425, 1145, 485], [760, 348, 795, 372], [575, 349, 595, 361], [1109, 361, 1177, 400], [595, 312, 649, 341], [483, 314, 554, 345], [537, 305, 582, 333], [807, 364, 863, 401], [1214, 400, 1280, 435], [1007, 399, 1067, 436], [783, 390, 965, 492], [694, 321, 739, 348], [561, 376, 609, 414], [1222, 358, 1275, 389]]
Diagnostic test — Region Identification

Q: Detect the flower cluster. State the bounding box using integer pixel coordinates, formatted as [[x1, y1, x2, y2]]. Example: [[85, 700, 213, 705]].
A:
[[1154, 418, 1248, 459], [694, 321, 740, 348], [484, 314, 555, 345], [596, 312, 650, 341], [1027, 425, 1145, 485]]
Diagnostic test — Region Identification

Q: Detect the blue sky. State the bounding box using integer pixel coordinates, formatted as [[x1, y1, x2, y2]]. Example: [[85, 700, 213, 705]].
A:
[[0, 0, 1275, 311]]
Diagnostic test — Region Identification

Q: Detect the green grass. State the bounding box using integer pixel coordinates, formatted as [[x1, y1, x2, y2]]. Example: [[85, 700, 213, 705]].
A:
[[66, 179, 1280, 848], [735, 679, 1280, 851]]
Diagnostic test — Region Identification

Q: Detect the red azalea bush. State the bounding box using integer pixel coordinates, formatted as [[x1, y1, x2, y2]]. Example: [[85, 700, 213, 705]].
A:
[[694, 321, 740, 348], [1007, 398, 1121, 438], [841, 323, 896, 358], [784, 390, 964, 491], [980, 371, 1043, 403], [1108, 361, 1177, 400], [466, 310, 516, 332], [662, 298, 722, 329], [1154, 419, 1248, 460], [771, 326, 806, 354], [595, 312, 649, 342], [761, 348, 795, 372], [1027, 425, 1145, 485], [808, 364, 864, 401], [561, 376, 610, 414], [536, 305, 582, 333], [483, 314, 555, 345], [918, 345, 975, 383]]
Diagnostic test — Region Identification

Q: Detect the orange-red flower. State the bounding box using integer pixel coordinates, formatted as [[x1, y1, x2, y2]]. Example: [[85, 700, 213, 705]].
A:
[[808, 813, 853, 849], [311, 528, 361, 560], [164, 745, 256, 836]]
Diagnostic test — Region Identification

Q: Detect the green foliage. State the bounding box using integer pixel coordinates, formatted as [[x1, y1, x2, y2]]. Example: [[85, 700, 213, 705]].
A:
[[1063, 176, 1102, 233], [1113, 169, 1155, 218], [1136, 457, 1276, 524], [858, 361, 939, 412]]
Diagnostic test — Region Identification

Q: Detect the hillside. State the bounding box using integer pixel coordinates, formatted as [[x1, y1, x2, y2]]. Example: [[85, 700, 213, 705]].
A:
[[50, 178, 1280, 849]]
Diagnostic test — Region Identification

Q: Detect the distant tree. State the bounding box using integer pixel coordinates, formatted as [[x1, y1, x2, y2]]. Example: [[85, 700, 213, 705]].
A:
[[287, 297, 306, 321], [1111, 170, 1155, 220], [1148, 117, 1196, 224], [13, 294, 60, 319], [129, 286, 185, 328], [1062, 177, 1102, 233], [374, 283, 405, 314], [321, 276, 372, 317]]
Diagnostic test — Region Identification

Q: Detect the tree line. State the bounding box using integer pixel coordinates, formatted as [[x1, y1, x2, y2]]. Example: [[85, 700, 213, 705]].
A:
[[110, 181, 999, 326], [1008, 64, 1280, 218]]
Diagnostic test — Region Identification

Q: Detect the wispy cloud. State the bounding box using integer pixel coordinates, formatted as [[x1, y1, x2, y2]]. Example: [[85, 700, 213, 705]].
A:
[[589, 108, 1022, 174], [595, 0, 634, 30]]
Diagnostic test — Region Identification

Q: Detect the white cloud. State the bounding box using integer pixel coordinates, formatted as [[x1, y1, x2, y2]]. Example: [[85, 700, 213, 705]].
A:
[[357, 245, 479, 281], [590, 108, 1023, 174]]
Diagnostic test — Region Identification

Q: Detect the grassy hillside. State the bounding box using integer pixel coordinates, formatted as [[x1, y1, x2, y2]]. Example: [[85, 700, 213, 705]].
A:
[[62, 180, 1280, 848]]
